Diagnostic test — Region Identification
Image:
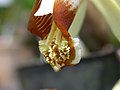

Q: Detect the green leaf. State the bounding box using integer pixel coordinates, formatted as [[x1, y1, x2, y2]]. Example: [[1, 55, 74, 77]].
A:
[[69, 0, 87, 37], [17, 0, 34, 9], [92, 0, 120, 42]]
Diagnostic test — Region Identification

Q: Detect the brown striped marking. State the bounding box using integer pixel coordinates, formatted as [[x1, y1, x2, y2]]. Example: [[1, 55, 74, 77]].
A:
[[28, 0, 53, 39]]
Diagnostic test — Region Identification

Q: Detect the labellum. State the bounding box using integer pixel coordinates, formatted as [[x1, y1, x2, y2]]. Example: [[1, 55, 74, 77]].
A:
[[28, 0, 82, 71]]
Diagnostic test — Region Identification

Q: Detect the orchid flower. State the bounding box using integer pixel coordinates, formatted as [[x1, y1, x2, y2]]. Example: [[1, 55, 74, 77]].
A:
[[28, 0, 84, 71]]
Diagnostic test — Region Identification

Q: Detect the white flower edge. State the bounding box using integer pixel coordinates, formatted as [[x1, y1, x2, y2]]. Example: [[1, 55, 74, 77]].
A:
[[64, 0, 81, 11], [34, 0, 55, 16], [34, 0, 81, 16], [71, 38, 81, 64]]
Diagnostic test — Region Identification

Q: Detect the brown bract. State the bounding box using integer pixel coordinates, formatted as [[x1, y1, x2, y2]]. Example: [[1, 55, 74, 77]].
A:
[[28, 0, 53, 39], [53, 0, 78, 38], [28, 0, 81, 39]]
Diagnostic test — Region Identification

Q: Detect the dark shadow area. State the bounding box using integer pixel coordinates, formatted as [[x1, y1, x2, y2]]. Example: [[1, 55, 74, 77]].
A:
[[18, 49, 120, 90]]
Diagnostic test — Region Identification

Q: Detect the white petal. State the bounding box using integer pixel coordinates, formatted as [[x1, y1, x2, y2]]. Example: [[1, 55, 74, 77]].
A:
[[34, 0, 55, 16]]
